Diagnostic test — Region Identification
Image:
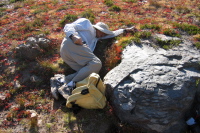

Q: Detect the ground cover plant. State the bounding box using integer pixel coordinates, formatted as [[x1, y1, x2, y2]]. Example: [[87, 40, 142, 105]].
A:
[[0, 0, 199, 132]]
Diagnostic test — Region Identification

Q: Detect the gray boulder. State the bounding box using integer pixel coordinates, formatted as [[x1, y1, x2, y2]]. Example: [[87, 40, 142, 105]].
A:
[[26, 34, 51, 49], [104, 35, 200, 133], [15, 43, 41, 60], [15, 35, 51, 60]]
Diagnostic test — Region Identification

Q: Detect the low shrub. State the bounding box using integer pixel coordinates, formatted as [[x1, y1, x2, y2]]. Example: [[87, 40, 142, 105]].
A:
[[194, 42, 200, 49], [10, 0, 25, 3], [134, 31, 152, 39], [141, 24, 161, 31], [122, 0, 137, 3], [104, 0, 114, 7], [156, 38, 181, 50], [163, 28, 181, 37], [149, 0, 162, 8], [81, 9, 95, 23], [109, 5, 121, 12], [176, 6, 190, 14], [0, 7, 6, 17], [104, 44, 122, 70], [59, 14, 78, 27], [173, 22, 200, 35], [193, 34, 200, 41], [116, 36, 140, 48]]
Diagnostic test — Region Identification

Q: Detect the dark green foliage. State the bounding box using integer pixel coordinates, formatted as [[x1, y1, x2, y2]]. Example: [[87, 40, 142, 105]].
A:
[[163, 29, 181, 37], [81, 9, 95, 23], [135, 31, 152, 39], [10, 0, 24, 3], [194, 42, 200, 49], [156, 38, 181, 50], [0, 7, 6, 11], [122, 0, 137, 3], [141, 24, 161, 31], [109, 5, 121, 12], [59, 14, 78, 27], [0, 7, 6, 17], [176, 6, 190, 14], [174, 22, 200, 35], [104, 0, 114, 7]]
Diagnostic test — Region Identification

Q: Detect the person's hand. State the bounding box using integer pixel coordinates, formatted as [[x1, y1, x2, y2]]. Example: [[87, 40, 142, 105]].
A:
[[72, 35, 83, 45], [124, 26, 138, 33]]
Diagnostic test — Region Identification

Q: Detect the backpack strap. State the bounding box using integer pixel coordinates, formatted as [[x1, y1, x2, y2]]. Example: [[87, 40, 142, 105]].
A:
[[95, 77, 100, 87]]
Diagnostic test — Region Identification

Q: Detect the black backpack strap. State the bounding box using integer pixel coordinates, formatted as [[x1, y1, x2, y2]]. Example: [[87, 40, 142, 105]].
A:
[[95, 77, 100, 87]]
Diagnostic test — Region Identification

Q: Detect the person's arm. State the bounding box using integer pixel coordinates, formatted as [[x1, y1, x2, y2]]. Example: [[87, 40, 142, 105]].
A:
[[100, 29, 124, 39], [101, 26, 138, 39]]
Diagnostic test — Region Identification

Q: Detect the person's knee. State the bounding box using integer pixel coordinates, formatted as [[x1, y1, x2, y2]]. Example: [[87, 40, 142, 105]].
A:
[[90, 60, 102, 73]]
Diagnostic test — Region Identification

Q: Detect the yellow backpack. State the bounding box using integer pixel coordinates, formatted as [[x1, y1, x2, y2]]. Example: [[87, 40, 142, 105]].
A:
[[66, 73, 107, 109]]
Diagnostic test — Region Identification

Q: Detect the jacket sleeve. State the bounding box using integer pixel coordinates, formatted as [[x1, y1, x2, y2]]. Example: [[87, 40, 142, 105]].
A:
[[101, 29, 124, 39], [63, 18, 93, 37]]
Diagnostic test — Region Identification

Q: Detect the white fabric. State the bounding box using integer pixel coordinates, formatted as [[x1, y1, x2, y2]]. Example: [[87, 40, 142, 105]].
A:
[[63, 18, 124, 52]]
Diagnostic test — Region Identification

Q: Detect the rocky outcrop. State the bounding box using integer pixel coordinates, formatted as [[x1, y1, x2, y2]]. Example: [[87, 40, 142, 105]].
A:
[[104, 34, 200, 133], [15, 34, 51, 60]]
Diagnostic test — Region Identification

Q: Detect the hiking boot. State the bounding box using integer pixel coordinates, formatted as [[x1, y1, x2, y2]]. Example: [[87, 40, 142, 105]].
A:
[[50, 76, 65, 100], [58, 84, 74, 100]]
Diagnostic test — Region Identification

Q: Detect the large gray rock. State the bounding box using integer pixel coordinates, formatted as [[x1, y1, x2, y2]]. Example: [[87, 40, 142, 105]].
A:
[[104, 35, 200, 133], [15, 35, 51, 60], [15, 43, 41, 60]]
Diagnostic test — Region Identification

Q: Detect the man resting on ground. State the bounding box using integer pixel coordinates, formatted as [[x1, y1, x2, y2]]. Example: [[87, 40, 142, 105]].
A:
[[56, 18, 137, 99]]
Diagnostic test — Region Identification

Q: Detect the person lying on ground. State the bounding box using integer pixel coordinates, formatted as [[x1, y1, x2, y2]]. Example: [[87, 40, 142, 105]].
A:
[[57, 18, 137, 99]]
